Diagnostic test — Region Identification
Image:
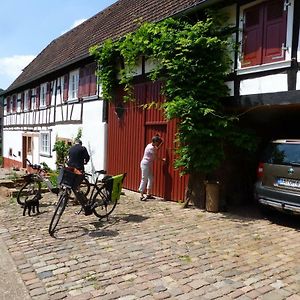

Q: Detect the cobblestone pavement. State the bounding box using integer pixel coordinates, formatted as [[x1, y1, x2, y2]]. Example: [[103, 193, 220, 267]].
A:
[[0, 190, 300, 300]]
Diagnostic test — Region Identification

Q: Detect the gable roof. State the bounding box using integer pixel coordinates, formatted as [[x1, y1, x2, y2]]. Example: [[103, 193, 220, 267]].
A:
[[5, 0, 211, 94]]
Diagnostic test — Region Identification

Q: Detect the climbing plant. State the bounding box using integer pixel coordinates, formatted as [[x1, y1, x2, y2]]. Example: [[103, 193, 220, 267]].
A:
[[90, 11, 257, 207]]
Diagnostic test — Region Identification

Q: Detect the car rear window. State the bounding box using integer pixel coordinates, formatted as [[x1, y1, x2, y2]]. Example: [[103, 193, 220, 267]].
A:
[[262, 143, 300, 165]]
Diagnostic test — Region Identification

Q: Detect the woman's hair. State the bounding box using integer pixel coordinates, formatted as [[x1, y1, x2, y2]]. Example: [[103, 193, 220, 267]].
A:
[[152, 135, 162, 144]]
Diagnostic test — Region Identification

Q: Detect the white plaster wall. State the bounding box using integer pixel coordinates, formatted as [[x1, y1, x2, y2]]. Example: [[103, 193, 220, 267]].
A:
[[240, 74, 288, 95], [3, 130, 23, 163], [53, 99, 107, 174], [296, 72, 300, 90]]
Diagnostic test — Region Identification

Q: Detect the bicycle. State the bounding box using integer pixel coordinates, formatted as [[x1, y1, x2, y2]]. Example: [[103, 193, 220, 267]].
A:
[[17, 159, 60, 207], [48, 166, 126, 236]]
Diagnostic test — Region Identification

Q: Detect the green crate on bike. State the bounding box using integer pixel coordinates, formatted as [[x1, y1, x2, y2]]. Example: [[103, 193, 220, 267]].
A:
[[104, 174, 126, 202], [58, 167, 84, 189]]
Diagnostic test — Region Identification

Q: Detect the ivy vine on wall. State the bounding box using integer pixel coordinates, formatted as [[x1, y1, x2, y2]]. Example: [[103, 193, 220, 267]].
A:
[[90, 11, 257, 205]]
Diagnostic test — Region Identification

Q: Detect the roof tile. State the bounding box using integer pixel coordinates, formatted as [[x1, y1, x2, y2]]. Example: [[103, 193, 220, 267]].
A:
[[7, 0, 205, 92]]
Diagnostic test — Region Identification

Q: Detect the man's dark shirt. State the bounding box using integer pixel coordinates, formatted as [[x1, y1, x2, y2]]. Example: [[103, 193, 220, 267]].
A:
[[67, 144, 90, 172]]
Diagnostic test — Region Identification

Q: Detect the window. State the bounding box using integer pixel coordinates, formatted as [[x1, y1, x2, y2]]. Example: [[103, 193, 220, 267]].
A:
[[17, 93, 22, 112], [40, 83, 47, 107], [241, 0, 287, 67], [24, 90, 30, 110], [31, 89, 36, 110], [68, 70, 79, 100], [40, 132, 51, 156]]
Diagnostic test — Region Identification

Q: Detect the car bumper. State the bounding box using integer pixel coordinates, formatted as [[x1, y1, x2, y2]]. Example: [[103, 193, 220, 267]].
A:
[[254, 181, 300, 214]]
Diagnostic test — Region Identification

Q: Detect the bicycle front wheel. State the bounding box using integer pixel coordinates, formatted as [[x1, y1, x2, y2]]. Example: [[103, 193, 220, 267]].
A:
[[17, 180, 41, 206], [92, 187, 117, 219], [49, 192, 68, 236]]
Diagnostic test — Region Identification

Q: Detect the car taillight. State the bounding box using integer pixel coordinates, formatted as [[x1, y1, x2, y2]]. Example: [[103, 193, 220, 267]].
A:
[[257, 162, 264, 179]]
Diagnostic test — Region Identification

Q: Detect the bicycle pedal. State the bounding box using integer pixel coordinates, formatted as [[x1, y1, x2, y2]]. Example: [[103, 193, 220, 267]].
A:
[[84, 207, 93, 216]]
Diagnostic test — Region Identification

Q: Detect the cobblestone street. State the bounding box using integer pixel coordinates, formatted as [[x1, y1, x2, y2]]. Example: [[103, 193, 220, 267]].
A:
[[0, 189, 299, 299]]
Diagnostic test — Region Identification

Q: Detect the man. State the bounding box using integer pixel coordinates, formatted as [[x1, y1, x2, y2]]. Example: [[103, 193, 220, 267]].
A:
[[67, 139, 90, 172]]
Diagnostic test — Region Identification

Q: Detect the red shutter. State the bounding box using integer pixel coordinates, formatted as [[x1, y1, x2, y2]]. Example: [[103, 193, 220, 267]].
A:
[[78, 67, 87, 98], [46, 82, 51, 106], [262, 0, 287, 64], [12, 95, 17, 112], [89, 62, 97, 96], [6, 96, 10, 112], [63, 74, 69, 101], [242, 3, 264, 67], [36, 86, 40, 108], [21, 93, 24, 111], [28, 90, 32, 110]]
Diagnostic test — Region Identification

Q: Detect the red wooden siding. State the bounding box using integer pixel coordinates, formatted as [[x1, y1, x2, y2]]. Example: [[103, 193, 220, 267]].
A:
[[107, 81, 188, 202]]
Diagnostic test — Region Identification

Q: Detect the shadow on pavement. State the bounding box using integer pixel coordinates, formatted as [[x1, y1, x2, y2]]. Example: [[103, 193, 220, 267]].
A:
[[219, 203, 300, 230], [120, 213, 149, 223], [51, 226, 89, 240]]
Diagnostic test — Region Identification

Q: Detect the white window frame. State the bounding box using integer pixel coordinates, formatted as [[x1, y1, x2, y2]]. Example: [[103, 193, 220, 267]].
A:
[[24, 90, 30, 111], [68, 69, 79, 100], [17, 93, 22, 112], [40, 132, 51, 156], [4, 98, 8, 114], [40, 83, 47, 107], [31, 88, 36, 110]]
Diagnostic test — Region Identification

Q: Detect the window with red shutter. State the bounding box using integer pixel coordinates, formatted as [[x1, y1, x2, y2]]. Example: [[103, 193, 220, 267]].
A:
[[12, 95, 17, 112], [89, 62, 97, 96], [21, 93, 24, 111], [6, 96, 10, 113], [242, 0, 287, 67], [262, 0, 287, 64], [78, 67, 87, 98], [46, 82, 51, 106], [36, 87, 40, 108], [242, 3, 264, 67], [63, 74, 69, 101]]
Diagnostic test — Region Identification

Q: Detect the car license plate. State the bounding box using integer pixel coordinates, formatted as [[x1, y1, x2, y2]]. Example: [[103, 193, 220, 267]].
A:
[[276, 178, 300, 189]]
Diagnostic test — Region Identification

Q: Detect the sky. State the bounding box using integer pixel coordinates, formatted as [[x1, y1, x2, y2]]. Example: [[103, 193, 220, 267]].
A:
[[0, 0, 118, 90]]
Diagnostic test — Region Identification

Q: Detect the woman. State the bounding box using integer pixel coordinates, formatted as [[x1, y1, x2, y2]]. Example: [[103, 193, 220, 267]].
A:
[[138, 135, 165, 201]]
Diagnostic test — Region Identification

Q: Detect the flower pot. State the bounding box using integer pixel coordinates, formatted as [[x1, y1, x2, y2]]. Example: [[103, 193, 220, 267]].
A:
[[205, 181, 220, 212]]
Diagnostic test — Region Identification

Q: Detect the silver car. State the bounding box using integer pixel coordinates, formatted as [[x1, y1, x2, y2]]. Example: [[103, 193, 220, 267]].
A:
[[254, 139, 300, 214]]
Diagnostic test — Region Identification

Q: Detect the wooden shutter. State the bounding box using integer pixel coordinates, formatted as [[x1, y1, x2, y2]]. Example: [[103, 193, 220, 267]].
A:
[[12, 95, 17, 112], [6, 96, 10, 112], [46, 82, 51, 106], [262, 0, 287, 64], [89, 62, 97, 96], [36, 86, 40, 108], [21, 93, 24, 111], [78, 67, 87, 98], [63, 74, 69, 101], [242, 3, 264, 67], [28, 90, 32, 110]]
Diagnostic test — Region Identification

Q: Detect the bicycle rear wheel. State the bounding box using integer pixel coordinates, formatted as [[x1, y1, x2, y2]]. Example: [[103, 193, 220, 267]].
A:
[[92, 187, 117, 219], [49, 191, 68, 235], [17, 180, 41, 206]]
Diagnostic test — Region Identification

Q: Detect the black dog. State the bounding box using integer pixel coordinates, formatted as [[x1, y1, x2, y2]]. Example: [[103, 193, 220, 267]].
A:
[[23, 192, 42, 216]]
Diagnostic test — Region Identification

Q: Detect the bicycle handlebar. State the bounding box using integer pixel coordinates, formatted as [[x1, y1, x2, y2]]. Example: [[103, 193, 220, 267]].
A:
[[25, 159, 42, 171]]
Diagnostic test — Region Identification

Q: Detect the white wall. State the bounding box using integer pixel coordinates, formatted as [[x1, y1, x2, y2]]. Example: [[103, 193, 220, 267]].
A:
[[52, 99, 107, 174], [3, 130, 22, 163], [240, 74, 288, 95]]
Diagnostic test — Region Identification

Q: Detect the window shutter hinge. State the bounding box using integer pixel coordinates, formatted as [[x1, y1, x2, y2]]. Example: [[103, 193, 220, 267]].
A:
[[284, 0, 291, 11], [282, 43, 288, 51]]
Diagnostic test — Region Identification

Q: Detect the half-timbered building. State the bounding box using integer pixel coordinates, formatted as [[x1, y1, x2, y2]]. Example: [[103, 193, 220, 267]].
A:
[[1, 0, 300, 204]]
